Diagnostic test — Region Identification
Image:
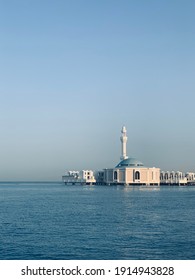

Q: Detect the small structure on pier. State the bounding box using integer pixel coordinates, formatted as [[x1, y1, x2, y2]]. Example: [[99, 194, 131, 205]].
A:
[[160, 171, 187, 185], [62, 170, 96, 185]]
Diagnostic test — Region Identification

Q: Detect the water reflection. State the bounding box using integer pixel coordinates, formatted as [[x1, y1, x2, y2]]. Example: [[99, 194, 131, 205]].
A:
[[123, 185, 160, 192]]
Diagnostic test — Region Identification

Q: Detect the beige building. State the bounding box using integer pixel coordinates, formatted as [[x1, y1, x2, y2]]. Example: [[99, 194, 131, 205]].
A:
[[103, 126, 160, 186], [104, 158, 160, 186]]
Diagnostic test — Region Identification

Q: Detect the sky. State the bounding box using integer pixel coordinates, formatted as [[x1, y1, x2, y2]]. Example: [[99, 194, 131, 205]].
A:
[[0, 0, 195, 180]]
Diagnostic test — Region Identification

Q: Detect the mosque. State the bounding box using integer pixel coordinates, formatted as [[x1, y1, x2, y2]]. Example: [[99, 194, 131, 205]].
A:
[[101, 126, 160, 186], [62, 126, 160, 186], [62, 126, 195, 186]]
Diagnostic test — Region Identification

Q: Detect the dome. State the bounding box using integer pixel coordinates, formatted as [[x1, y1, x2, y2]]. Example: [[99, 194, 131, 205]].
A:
[[116, 157, 144, 168]]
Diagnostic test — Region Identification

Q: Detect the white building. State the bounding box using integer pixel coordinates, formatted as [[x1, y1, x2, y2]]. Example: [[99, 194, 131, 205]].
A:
[[62, 170, 96, 185], [185, 172, 195, 185], [79, 170, 96, 184], [103, 126, 160, 186], [160, 171, 187, 185]]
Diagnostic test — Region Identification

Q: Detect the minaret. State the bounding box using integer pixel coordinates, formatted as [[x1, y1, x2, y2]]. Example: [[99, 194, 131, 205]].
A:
[[120, 126, 128, 160]]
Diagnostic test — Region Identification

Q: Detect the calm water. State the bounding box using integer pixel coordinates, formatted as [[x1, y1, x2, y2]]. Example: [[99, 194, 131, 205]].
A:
[[0, 183, 195, 260]]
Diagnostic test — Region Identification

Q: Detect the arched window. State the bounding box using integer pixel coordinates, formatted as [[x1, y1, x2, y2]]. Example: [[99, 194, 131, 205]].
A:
[[114, 171, 118, 180], [135, 171, 140, 180]]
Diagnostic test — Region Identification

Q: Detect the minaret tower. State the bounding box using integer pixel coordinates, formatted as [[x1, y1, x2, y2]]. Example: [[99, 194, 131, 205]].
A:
[[120, 126, 128, 160]]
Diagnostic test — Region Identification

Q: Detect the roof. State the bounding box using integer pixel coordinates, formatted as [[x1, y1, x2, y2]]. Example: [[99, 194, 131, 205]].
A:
[[116, 157, 144, 168]]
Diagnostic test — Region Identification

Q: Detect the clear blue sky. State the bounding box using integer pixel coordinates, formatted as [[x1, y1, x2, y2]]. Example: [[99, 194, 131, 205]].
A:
[[0, 0, 195, 180]]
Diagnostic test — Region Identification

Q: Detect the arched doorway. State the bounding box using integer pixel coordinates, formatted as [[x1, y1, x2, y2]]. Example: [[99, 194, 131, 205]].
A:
[[135, 171, 140, 180], [114, 171, 118, 180]]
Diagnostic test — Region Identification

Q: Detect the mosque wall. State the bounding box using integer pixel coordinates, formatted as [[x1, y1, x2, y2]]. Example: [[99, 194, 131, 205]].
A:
[[104, 169, 113, 183], [103, 167, 160, 185], [119, 170, 125, 182], [126, 169, 133, 182], [139, 169, 147, 182], [146, 168, 160, 185]]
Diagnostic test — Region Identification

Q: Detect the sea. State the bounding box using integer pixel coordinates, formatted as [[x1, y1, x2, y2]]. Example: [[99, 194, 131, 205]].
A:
[[0, 182, 195, 260]]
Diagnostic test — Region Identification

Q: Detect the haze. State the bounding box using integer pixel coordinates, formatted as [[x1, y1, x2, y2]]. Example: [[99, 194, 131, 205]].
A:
[[0, 0, 195, 180]]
